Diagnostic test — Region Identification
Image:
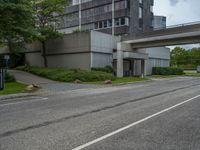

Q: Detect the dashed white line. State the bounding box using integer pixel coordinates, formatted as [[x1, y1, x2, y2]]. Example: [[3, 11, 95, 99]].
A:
[[72, 94, 200, 150], [0, 97, 48, 107]]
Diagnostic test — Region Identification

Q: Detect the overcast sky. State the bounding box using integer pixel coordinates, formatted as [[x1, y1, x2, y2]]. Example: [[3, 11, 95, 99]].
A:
[[154, 0, 200, 26], [154, 0, 200, 49]]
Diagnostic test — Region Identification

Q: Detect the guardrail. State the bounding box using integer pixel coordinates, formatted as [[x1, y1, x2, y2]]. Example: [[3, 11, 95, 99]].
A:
[[154, 21, 200, 31]]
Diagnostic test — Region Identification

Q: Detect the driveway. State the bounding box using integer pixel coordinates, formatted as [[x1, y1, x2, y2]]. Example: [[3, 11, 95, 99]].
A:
[[9, 70, 98, 94]]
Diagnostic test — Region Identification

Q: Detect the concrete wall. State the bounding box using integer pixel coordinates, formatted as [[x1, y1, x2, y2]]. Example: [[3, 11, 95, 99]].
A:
[[25, 32, 91, 69], [145, 47, 170, 75], [45, 32, 91, 54], [47, 53, 91, 69], [146, 47, 170, 60], [25, 52, 44, 67], [90, 31, 120, 68], [91, 52, 112, 68]]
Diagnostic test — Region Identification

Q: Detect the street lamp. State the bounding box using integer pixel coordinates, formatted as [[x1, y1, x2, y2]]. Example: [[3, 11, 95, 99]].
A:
[[112, 0, 115, 36], [79, 0, 82, 31]]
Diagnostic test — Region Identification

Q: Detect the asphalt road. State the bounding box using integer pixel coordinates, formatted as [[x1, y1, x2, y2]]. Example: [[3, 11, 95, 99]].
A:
[[0, 77, 200, 150]]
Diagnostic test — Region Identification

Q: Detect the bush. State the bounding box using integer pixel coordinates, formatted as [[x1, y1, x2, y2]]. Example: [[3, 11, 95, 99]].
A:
[[91, 66, 113, 73], [152, 67, 185, 75], [16, 66, 116, 82], [5, 72, 16, 82]]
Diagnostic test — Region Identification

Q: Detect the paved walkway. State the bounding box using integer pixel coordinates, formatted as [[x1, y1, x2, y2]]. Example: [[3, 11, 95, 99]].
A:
[[9, 70, 97, 93], [9, 70, 55, 85]]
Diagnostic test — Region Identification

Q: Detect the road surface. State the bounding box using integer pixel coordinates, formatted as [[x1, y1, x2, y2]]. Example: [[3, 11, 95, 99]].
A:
[[0, 77, 200, 150]]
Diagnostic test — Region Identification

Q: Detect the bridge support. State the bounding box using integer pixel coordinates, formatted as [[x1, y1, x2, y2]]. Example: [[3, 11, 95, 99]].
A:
[[117, 43, 124, 77]]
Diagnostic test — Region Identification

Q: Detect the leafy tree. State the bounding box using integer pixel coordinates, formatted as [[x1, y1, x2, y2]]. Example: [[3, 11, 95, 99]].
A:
[[0, 0, 35, 53], [32, 0, 68, 67], [171, 47, 200, 69], [171, 47, 189, 66], [190, 47, 200, 66]]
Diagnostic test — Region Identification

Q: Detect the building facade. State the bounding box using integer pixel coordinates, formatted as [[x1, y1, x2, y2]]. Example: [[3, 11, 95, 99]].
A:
[[23, 0, 170, 76], [57, 0, 154, 35], [153, 16, 166, 29]]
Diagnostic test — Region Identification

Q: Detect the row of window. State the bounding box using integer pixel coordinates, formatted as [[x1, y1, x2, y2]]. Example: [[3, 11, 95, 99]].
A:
[[94, 17, 129, 30], [81, 1, 127, 18]]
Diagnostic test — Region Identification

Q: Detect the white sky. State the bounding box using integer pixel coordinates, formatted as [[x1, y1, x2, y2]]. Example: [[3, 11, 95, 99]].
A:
[[154, 0, 200, 26], [153, 0, 200, 49]]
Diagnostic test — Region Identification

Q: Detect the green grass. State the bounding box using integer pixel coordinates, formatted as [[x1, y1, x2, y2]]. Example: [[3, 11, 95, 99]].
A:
[[0, 82, 26, 95], [85, 77, 149, 85], [151, 75, 181, 78], [184, 70, 200, 77]]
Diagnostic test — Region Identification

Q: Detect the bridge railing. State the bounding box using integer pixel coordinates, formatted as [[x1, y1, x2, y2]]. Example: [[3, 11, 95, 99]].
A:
[[154, 21, 200, 31]]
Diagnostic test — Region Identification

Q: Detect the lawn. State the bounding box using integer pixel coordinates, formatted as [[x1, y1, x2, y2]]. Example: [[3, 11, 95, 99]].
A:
[[0, 82, 26, 95], [85, 77, 149, 85], [184, 70, 200, 77]]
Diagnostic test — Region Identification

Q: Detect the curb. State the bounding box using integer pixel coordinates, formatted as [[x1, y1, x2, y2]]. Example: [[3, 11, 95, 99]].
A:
[[0, 93, 36, 101]]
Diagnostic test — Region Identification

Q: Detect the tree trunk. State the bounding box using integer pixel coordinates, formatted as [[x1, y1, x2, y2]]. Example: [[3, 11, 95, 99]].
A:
[[42, 41, 48, 67]]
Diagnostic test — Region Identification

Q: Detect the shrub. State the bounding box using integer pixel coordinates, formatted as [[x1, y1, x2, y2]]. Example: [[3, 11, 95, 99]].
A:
[[152, 67, 185, 75], [16, 66, 116, 82], [5, 72, 16, 82], [91, 66, 113, 73]]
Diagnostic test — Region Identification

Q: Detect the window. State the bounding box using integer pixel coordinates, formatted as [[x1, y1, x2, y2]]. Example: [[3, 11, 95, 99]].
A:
[[103, 20, 107, 28], [115, 18, 120, 26], [139, 7, 142, 18], [108, 19, 112, 27], [95, 23, 98, 29], [94, 17, 129, 30], [150, 6, 153, 12], [139, 19, 143, 28], [121, 18, 125, 25], [99, 21, 102, 28]]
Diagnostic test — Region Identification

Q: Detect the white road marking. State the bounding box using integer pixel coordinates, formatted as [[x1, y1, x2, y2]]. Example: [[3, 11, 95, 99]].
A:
[[72, 94, 200, 150], [0, 97, 48, 107]]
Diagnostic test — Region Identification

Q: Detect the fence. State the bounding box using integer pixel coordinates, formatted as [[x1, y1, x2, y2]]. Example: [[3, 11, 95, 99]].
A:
[[0, 68, 5, 90]]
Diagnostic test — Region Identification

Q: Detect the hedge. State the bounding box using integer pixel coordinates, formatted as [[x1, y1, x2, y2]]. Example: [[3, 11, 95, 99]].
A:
[[152, 67, 185, 75], [5, 72, 16, 82], [16, 66, 116, 82], [91, 66, 113, 73]]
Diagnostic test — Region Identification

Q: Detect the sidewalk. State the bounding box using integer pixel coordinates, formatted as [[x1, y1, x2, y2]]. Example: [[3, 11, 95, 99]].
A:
[[9, 70, 55, 85], [9, 70, 97, 94]]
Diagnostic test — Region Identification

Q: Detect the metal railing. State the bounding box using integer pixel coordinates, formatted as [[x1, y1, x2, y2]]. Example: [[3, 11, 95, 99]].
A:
[[154, 21, 200, 31]]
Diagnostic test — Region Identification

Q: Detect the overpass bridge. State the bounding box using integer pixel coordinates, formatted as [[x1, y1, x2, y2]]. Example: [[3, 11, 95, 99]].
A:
[[116, 22, 200, 77], [122, 21, 200, 48]]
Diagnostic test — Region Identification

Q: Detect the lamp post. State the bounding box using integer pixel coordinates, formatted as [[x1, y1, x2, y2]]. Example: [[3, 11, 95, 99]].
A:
[[112, 0, 115, 36], [79, 0, 82, 31]]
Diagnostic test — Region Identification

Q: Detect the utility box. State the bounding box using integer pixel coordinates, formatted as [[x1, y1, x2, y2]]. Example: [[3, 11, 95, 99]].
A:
[[0, 68, 5, 91], [197, 66, 200, 73]]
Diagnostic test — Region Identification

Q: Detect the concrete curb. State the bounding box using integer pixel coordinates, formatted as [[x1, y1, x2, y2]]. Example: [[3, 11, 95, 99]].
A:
[[0, 93, 36, 101]]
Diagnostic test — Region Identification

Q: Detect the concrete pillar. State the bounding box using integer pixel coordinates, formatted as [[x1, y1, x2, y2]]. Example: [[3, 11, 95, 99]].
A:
[[117, 43, 124, 77], [141, 59, 146, 77]]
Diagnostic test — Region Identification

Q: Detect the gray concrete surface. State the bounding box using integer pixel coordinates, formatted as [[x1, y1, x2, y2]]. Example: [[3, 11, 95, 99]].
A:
[[0, 77, 200, 150], [9, 70, 97, 94]]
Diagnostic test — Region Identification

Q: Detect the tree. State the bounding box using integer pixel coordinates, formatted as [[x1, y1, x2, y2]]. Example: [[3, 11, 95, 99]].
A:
[[171, 47, 189, 66], [33, 0, 68, 67], [0, 0, 35, 53]]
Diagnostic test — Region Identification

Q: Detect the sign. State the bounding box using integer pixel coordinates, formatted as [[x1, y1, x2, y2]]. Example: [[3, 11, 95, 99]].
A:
[[4, 55, 10, 60]]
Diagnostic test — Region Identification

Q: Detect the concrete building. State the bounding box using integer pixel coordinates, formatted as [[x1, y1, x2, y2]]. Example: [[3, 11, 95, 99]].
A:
[[57, 0, 154, 35], [25, 31, 120, 70], [18, 0, 170, 76], [153, 16, 166, 29]]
